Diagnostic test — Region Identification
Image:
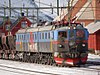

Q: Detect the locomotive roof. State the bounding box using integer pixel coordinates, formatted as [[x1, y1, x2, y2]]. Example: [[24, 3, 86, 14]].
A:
[[17, 25, 54, 34], [16, 25, 69, 34]]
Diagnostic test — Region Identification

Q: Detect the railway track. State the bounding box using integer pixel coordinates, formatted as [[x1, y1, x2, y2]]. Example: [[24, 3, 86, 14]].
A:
[[0, 64, 58, 75], [0, 59, 100, 75], [87, 61, 100, 65], [71, 61, 100, 74], [1, 57, 100, 69]]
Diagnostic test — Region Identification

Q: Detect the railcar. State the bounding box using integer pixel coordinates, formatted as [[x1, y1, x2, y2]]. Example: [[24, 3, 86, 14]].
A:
[[0, 33, 15, 59], [15, 23, 89, 66]]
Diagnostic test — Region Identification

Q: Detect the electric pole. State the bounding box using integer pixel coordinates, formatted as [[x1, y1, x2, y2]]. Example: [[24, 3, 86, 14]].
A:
[[57, 0, 59, 16], [67, 0, 74, 26], [9, 0, 11, 17]]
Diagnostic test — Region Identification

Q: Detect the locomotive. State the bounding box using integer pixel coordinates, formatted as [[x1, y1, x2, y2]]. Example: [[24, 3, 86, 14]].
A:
[[14, 22, 89, 66], [0, 21, 89, 66]]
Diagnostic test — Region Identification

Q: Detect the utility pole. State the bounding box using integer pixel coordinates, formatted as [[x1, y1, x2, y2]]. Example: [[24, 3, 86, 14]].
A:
[[50, 3, 53, 14], [67, 0, 74, 26], [57, 0, 59, 16], [39, 0, 40, 7], [9, 0, 11, 17]]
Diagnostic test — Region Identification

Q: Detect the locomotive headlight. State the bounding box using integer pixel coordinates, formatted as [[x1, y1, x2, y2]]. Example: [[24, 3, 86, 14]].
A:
[[82, 44, 85, 47], [58, 44, 64, 48], [54, 52, 59, 57], [59, 44, 62, 47]]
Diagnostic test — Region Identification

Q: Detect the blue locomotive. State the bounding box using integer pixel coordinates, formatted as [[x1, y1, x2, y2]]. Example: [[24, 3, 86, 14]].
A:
[[15, 22, 89, 66]]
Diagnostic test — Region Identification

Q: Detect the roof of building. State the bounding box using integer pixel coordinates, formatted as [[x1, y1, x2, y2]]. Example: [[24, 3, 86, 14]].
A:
[[76, 0, 94, 20], [85, 20, 100, 34]]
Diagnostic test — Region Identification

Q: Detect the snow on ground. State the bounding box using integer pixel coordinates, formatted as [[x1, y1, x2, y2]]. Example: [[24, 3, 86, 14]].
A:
[[88, 53, 100, 62], [0, 54, 99, 75], [87, 54, 100, 62]]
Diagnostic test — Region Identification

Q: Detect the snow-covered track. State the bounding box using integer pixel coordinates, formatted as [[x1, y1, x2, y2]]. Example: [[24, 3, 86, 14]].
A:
[[0, 64, 57, 75], [0, 59, 100, 75]]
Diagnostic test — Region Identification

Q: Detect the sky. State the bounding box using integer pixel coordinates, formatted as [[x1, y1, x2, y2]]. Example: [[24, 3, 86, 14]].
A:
[[34, 0, 68, 7], [34, 0, 69, 16], [0, 0, 70, 21], [0, 0, 69, 17], [0, 0, 68, 7]]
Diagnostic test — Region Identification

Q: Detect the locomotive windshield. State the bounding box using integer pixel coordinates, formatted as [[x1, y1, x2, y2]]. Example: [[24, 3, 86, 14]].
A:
[[58, 31, 67, 38], [69, 30, 75, 40], [76, 29, 85, 40], [58, 31, 67, 42]]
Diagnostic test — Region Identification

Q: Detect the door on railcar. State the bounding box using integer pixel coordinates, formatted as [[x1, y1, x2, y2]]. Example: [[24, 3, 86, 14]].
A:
[[28, 32, 38, 52]]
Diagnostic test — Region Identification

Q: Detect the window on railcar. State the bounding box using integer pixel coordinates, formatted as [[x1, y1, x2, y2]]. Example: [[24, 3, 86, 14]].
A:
[[32, 34, 34, 40], [18, 35, 20, 40], [42, 33, 44, 39], [22, 35, 23, 40], [24, 34, 25, 40], [20, 34, 21, 40], [21, 35, 22, 40], [48, 32, 50, 39], [33, 33, 35, 40], [17, 35, 19, 41], [35, 34, 37, 40], [45, 33, 47, 39], [50, 32, 54, 39], [52, 32, 54, 39], [27, 34, 30, 41], [39, 33, 41, 39]]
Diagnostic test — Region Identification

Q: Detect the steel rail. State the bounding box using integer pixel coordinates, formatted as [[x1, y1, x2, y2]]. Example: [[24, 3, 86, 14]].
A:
[[0, 64, 58, 75]]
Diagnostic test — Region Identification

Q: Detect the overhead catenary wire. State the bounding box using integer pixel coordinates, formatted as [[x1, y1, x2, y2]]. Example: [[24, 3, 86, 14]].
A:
[[0, 0, 99, 19], [34, 0, 53, 7]]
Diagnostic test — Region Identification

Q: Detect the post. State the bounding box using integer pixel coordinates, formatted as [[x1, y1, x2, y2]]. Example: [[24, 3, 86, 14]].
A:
[[50, 3, 53, 14], [9, 0, 11, 17], [68, 0, 71, 26], [37, 8, 39, 23], [67, 0, 74, 26], [26, 8, 28, 17], [4, 8, 6, 16], [57, 0, 59, 16]]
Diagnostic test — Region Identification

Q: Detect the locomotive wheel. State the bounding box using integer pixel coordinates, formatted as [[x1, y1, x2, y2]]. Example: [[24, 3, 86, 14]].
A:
[[23, 53, 28, 62], [1, 53, 3, 59], [14, 53, 20, 61], [9, 53, 13, 59], [47, 56, 51, 65], [0, 53, 1, 59], [29, 55, 34, 63], [34, 54, 38, 63]]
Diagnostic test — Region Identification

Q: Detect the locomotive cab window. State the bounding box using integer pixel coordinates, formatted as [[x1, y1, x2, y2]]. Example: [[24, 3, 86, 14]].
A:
[[58, 31, 67, 42], [58, 31, 67, 38]]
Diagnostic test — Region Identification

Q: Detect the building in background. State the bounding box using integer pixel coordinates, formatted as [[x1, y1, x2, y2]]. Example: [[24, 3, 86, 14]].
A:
[[0, 14, 32, 35]]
